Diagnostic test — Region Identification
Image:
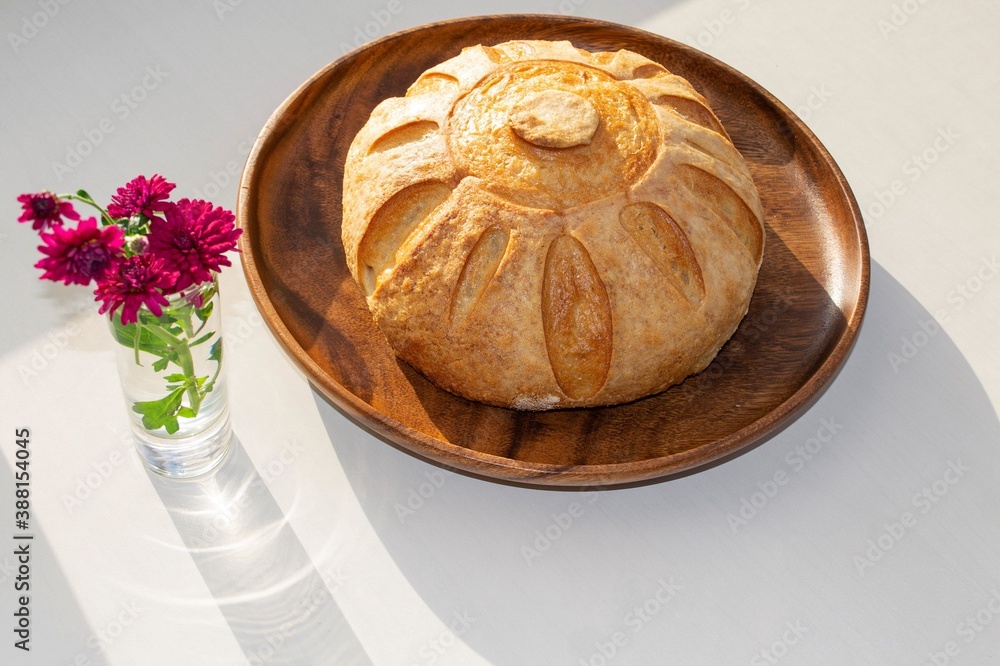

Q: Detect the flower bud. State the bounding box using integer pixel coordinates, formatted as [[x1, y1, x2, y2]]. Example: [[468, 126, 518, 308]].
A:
[[125, 234, 149, 255]]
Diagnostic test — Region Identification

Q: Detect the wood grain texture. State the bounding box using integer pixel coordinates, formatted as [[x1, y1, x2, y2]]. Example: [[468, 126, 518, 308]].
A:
[[236, 14, 870, 488]]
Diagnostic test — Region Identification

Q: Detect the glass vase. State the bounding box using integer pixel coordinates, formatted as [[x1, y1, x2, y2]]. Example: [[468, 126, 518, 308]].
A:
[[107, 277, 233, 477]]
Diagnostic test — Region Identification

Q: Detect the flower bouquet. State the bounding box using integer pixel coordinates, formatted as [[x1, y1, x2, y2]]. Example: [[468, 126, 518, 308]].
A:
[[17, 175, 241, 476]]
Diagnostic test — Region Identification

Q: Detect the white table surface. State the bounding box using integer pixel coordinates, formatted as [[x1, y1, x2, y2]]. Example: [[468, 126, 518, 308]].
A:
[[2, 1, 999, 664]]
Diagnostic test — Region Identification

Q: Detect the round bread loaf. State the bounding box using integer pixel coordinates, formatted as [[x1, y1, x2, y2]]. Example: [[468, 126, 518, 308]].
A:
[[341, 40, 765, 410]]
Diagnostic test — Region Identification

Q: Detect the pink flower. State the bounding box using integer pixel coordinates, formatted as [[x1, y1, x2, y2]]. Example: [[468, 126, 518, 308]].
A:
[[147, 198, 242, 291], [107, 174, 175, 219], [17, 192, 80, 231], [95, 254, 178, 325], [35, 218, 124, 286]]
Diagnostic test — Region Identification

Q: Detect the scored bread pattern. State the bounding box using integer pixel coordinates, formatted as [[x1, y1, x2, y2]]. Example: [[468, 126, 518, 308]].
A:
[[355, 180, 451, 296], [618, 202, 705, 305], [342, 40, 765, 408], [450, 227, 509, 327], [367, 120, 440, 155], [541, 234, 613, 399]]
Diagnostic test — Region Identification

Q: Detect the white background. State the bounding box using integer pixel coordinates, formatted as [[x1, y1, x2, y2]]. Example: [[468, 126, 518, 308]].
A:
[[2, 0, 999, 664]]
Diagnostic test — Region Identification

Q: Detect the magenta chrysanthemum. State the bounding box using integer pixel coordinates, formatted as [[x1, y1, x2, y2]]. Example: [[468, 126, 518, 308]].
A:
[[107, 174, 175, 219], [95, 254, 178, 325], [35, 218, 124, 286], [148, 198, 242, 291], [17, 192, 80, 231]]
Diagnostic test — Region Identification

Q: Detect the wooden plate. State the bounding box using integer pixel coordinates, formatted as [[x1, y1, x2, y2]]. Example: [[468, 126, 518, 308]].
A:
[[236, 15, 869, 488]]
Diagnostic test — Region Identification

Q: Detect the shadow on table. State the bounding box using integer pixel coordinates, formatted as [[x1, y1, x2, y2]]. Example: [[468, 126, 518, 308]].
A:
[[146, 437, 371, 666], [317, 261, 1000, 664]]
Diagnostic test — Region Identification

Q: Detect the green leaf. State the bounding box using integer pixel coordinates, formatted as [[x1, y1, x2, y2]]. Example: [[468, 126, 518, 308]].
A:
[[110, 318, 175, 358], [157, 350, 180, 368], [163, 373, 190, 383], [177, 406, 197, 419], [195, 301, 214, 322], [209, 339, 223, 363], [138, 309, 178, 329], [109, 318, 135, 347], [131, 386, 186, 434], [189, 332, 215, 347], [151, 358, 169, 372]]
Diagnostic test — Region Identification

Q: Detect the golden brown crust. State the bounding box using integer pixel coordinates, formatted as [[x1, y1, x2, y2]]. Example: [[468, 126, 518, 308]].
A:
[[341, 40, 765, 409]]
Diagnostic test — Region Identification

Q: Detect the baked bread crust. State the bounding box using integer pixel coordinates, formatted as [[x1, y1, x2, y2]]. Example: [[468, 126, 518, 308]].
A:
[[342, 40, 765, 410]]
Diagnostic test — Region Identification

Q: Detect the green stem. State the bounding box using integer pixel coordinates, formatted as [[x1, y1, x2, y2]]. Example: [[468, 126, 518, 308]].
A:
[[205, 339, 223, 393], [144, 320, 202, 415], [62, 191, 117, 227], [175, 305, 203, 413], [133, 321, 142, 365]]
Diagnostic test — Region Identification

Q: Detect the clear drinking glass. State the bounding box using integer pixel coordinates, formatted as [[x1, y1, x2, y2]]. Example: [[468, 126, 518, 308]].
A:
[[107, 278, 232, 477]]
